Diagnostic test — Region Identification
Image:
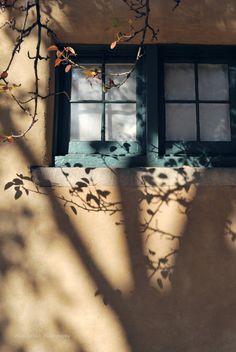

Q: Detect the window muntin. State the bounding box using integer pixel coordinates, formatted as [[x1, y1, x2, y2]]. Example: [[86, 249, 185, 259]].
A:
[[164, 63, 231, 142], [70, 63, 137, 143]]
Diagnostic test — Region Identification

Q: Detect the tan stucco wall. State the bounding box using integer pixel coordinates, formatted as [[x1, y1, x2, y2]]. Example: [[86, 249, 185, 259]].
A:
[[1, 1, 236, 351]]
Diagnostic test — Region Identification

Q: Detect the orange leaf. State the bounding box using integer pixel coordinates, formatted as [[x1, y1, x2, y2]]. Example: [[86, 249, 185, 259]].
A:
[[6, 136, 14, 143], [83, 69, 98, 78], [56, 50, 63, 58], [110, 41, 117, 50], [48, 45, 58, 51], [55, 58, 62, 67], [0, 71, 8, 79], [65, 64, 72, 73]]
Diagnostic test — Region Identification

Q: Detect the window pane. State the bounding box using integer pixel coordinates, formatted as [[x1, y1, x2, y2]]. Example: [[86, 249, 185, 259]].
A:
[[106, 64, 136, 101], [166, 103, 196, 141], [165, 64, 195, 100], [71, 66, 102, 101], [199, 104, 231, 141], [105, 103, 136, 141], [70, 103, 102, 141], [198, 64, 229, 100]]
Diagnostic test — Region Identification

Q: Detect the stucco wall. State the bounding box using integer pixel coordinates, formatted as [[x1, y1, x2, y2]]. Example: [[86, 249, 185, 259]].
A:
[[1, 1, 236, 351]]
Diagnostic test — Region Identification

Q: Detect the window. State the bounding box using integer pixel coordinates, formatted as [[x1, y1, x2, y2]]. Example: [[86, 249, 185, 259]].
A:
[[54, 45, 146, 167], [54, 44, 236, 167], [157, 45, 236, 164]]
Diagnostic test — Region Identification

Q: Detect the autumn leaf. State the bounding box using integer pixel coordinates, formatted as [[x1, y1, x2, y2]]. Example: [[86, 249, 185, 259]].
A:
[[110, 41, 117, 50], [47, 45, 59, 51], [82, 69, 98, 78], [6, 136, 14, 143], [65, 46, 76, 55], [55, 58, 62, 67], [65, 64, 72, 73], [56, 50, 63, 58]]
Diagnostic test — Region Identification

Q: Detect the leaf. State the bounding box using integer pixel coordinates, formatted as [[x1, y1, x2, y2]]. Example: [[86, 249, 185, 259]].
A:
[[97, 190, 110, 198], [110, 41, 117, 50], [6, 136, 14, 143], [24, 188, 29, 196], [70, 206, 77, 215], [65, 64, 72, 73], [13, 178, 23, 185], [55, 58, 62, 67], [85, 167, 95, 174], [0, 71, 8, 79], [123, 142, 131, 152], [158, 173, 168, 179], [110, 146, 117, 152], [65, 46, 76, 55], [142, 175, 156, 186], [83, 69, 98, 78], [157, 278, 163, 289], [4, 182, 13, 190], [56, 50, 63, 58], [48, 45, 59, 51], [15, 189, 22, 200], [86, 193, 100, 206], [148, 249, 156, 256], [161, 270, 169, 279], [75, 181, 88, 188]]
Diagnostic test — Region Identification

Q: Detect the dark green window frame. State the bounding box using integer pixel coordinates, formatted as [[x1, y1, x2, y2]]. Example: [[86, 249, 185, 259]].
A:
[[53, 44, 236, 168], [53, 44, 146, 167], [157, 45, 236, 167]]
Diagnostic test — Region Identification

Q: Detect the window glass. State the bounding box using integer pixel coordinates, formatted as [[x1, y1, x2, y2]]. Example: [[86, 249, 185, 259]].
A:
[[165, 63, 195, 100], [70, 103, 102, 141], [198, 64, 229, 101], [105, 103, 136, 141], [106, 64, 136, 101], [166, 103, 197, 141], [199, 104, 231, 141], [71, 66, 102, 101]]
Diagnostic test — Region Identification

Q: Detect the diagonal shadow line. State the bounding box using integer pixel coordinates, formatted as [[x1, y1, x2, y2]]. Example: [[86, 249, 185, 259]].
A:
[[2, 114, 140, 350]]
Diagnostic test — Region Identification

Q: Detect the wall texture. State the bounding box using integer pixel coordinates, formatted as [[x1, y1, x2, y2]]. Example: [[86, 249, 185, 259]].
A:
[[1, 1, 236, 351]]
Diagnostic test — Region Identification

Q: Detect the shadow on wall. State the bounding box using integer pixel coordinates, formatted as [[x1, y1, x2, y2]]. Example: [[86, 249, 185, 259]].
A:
[[3, 141, 236, 352], [2, 1, 236, 351]]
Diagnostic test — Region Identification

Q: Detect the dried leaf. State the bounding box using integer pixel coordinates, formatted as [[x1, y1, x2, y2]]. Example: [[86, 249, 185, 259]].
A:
[[65, 64, 72, 73], [65, 46, 76, 55], [48, 45, 59, 51], [110, 41, 117, 50], [82, 69, 98, 78], [6, 136, 14, 143], [55, 58, 62, 67], [56, 50, 63, 58]]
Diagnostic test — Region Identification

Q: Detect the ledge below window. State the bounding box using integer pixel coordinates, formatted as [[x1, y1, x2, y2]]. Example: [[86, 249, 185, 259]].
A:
[[32, 166, 236, 187]]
